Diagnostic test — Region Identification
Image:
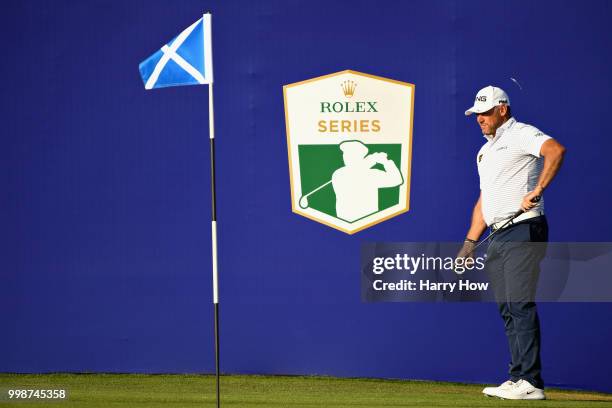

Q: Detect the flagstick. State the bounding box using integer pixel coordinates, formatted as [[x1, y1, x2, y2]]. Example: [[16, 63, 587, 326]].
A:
[[203, 12, 220, 408], [208, 79, 220, 407]]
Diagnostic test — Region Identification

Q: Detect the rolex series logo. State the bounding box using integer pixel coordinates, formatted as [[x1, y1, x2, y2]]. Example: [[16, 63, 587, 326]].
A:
[[283, 70, 415, 234], [341, 80, 357, 98]]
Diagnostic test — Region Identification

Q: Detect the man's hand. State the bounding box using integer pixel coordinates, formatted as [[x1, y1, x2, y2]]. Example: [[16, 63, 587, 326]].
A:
[[521, 186, 544, 211], [455, 240, 477, 275]]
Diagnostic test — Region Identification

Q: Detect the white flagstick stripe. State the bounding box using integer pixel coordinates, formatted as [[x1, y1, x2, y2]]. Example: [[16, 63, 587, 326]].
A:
[[205, 14, 215, 139], [211, 220, 218, 304], [144, 18, 202, 89], [160, 45, 205, 84], [203, 13, 214, 83]]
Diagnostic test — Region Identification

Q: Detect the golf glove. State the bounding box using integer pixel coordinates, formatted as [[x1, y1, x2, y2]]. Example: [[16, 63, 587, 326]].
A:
[[454, 240, 477, 275]]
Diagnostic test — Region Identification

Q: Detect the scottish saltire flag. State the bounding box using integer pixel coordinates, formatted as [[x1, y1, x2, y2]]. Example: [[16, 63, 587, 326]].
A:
[[139, 14, 213, 89]]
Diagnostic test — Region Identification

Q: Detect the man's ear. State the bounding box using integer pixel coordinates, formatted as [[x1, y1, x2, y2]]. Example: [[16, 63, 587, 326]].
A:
[[498, 104, 508, 117]]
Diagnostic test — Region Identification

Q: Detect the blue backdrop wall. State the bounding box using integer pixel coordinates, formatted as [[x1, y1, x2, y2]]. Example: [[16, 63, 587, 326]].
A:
[[2, 0, 612, 393]]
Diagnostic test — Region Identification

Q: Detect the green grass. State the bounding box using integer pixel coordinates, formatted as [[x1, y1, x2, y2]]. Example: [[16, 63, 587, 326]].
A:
[[1, 374, 611, 408]]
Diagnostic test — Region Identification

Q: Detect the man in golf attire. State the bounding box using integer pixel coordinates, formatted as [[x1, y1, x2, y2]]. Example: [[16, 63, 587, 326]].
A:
[[458, 86, 565, 400]]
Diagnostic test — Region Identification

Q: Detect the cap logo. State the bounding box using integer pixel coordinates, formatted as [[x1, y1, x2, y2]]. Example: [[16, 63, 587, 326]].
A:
[[476, 96, 487, 102]]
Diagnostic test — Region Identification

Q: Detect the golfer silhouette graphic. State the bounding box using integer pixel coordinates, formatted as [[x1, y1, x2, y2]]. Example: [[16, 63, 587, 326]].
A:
[[332, 140, 403, 222]]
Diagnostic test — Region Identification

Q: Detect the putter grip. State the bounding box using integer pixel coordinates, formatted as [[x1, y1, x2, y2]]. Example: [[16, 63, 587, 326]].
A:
[[512, 195, 541, 218]]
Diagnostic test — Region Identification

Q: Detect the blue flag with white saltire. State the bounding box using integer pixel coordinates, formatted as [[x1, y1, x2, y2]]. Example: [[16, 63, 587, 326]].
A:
[[139, 14, 213, 89]]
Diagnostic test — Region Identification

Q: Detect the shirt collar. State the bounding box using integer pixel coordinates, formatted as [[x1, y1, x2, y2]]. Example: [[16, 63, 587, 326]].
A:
[[483, 117, 516, 141]]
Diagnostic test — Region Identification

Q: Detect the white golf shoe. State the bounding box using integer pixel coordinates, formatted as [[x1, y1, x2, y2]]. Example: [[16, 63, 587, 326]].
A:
[[496, 379, 546, 400], [482, 380, 515, 397]]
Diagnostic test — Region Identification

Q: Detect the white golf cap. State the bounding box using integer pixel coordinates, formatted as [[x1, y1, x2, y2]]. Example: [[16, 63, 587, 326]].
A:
[[464, 86, 510, 116]]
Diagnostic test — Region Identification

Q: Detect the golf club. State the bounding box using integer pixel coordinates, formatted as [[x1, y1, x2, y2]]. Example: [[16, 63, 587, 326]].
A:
[[454, 196, 542, 275], [299, 180, 332, 209], [472, 195, 541, 252]]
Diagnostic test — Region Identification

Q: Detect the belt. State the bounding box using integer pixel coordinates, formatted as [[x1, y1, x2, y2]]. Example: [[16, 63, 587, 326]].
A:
[[490, 210, 544, 232]]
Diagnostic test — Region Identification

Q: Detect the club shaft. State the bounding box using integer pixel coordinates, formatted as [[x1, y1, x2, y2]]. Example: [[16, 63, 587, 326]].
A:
[[303, 180, 332, 199], [473, 196, 541, 251]]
